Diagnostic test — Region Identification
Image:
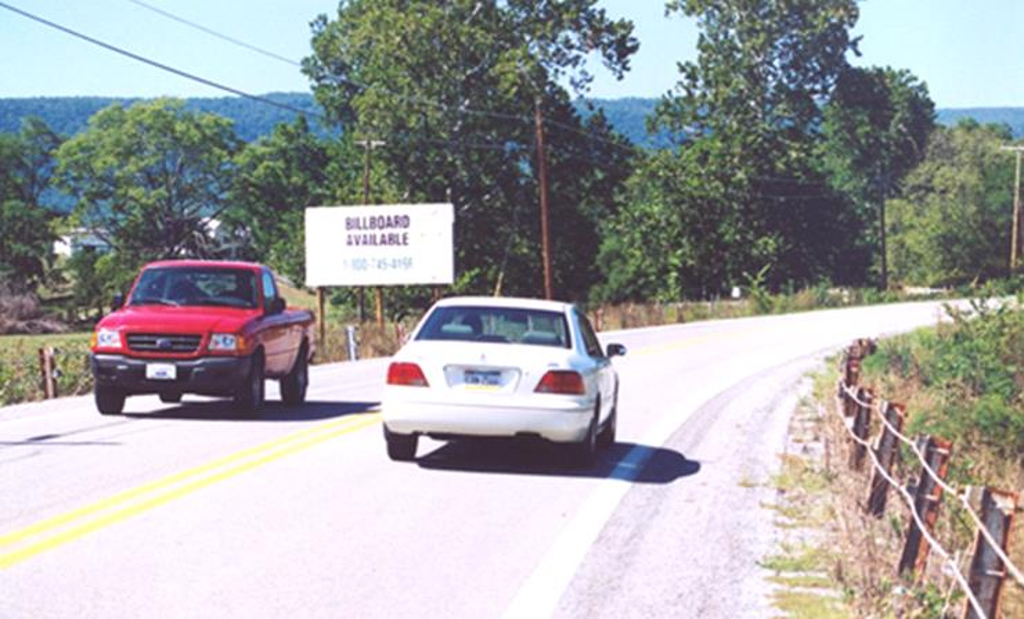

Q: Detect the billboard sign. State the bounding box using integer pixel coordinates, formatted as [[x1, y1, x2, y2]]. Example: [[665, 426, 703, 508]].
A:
[[305, 203, 454, 287]]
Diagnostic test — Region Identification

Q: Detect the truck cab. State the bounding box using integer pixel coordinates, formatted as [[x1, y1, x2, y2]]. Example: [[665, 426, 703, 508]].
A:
[[89, 260, 316, 416]]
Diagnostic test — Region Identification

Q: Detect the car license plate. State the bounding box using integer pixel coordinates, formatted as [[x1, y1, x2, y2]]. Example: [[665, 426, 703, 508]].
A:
[[464, 370, 501, 388], [146, 363, 177, 381]]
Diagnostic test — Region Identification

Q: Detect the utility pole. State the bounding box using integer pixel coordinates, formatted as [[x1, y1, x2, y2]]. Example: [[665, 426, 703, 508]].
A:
[[356, 139, 386, 327], [1000, 145, 1023, 271], [534, 99, 553, 300]]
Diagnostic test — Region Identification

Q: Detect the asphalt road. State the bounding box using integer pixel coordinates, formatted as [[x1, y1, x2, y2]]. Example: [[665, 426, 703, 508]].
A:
[[1, 301, 955, 618]]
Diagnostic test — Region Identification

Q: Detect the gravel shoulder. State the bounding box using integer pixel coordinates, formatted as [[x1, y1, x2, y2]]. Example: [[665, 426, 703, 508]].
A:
[[554, 353, 828, 618]]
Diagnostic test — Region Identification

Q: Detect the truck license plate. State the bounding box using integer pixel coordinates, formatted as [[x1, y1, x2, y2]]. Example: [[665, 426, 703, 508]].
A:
[[146, 363, 177, 381]]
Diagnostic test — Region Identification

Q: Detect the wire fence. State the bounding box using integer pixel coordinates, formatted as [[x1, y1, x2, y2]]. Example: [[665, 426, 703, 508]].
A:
[[834, 339, 1021, 619]]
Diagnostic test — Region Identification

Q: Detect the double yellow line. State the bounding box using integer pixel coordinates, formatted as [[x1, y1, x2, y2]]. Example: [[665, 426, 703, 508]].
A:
[[0, 411, 381, 569]]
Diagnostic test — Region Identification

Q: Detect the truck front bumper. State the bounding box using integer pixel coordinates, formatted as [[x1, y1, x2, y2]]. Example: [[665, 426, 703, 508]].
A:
[[90, 353, 252, 396]]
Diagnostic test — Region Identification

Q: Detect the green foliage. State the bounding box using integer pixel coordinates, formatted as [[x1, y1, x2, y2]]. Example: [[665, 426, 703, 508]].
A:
[[887, 121, 1016, 286], [822, 67, 935, 288], [0, 332, 92, 405], [55, 99, 241, 269], [0, 118, 62, 292], [865, 298, 1024, 461], [303, 0, 637, 301], [224, 117, 339, 285], [599, 0, 869, 302]]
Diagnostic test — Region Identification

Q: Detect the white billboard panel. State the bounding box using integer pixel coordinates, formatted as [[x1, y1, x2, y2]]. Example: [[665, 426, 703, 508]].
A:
[[305, 203, 454, 287]]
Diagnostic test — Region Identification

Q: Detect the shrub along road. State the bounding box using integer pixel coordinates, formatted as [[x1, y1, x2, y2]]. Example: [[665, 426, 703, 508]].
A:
[[0, 301, 960, 618]]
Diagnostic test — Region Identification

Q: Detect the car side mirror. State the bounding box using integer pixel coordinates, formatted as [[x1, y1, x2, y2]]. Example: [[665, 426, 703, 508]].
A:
[[112, 293, 124, 310], [606, 343, 627, 357], [267, 297, 286, 315]]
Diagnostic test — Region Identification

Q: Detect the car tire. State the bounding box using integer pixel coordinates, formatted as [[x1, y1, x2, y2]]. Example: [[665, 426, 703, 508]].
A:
[[234, 352, 265, 417], [95, 386, 125, 415], [159, 392, 182, 404], [569, 404, 599, 466], [598, 394, 617, 450], [280, 345, 309, 405], [384, 425, 418, 462]]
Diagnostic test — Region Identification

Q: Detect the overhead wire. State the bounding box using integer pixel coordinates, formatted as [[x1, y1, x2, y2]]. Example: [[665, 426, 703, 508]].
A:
[[122, 0, 636, 154]]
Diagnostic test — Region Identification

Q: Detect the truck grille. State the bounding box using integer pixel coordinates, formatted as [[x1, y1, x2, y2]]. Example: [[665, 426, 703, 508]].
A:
[[126, 333, 202, 353]]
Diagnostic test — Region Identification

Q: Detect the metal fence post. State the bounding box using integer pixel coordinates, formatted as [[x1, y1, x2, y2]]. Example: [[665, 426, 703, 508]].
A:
[[964, 488, 1017, 619], [866, 401, 905, 516], [898, 436, 953, 577], [345, 324, 359, 361]]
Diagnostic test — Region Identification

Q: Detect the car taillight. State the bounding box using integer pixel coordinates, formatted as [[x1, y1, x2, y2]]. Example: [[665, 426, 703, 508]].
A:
[[387, 362, 429, 387], [535, 370, 585, 395]]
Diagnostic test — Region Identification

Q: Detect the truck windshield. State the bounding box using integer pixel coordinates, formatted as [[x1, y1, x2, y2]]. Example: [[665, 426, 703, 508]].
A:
[[416, 306, 570, 348], [130, 267, 259, 309]]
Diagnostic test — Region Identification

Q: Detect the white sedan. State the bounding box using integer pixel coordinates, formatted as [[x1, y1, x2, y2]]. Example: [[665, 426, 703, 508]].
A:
[[381, 296, 626, 465]]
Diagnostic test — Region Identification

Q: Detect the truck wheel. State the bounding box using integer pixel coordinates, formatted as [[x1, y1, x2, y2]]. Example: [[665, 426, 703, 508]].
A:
[[95, 386, 125, 415], [280, 345, 309, 405], [384, 425, 418, 462], [234, 353, 265, 417]]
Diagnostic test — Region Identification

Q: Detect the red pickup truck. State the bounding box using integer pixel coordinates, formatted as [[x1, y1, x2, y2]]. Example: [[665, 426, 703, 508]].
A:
[[89, 260, 316, 416]]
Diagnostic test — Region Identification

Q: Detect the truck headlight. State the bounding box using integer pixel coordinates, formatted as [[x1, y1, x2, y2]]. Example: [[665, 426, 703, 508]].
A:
[[209, 333, 242, 351], [92, 328, 122, 349]]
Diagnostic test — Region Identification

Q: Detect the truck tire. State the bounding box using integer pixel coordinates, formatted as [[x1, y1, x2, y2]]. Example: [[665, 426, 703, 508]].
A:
[[234, 352, 264, 417], [95, 386, 125, 415], [280, 345, 309, 406]]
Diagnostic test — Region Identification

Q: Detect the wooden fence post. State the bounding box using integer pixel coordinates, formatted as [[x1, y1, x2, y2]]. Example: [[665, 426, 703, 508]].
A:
[[964, 488, 1017, 619], [898, 436, 953, 577], [38, 347, 57, 399], [866, 401, 905, 516], [849, 388, 873, 471]]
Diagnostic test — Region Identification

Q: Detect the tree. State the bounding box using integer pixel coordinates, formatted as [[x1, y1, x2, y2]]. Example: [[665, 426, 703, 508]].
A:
[[887, 121, 1015, 286], [302, 0, 638, 301], [225, 117, 335, 285], [56, 99, 240, 271], [602, 0, 861, 300], [0, 118, 62, 293], [823, 67, 935, 288]]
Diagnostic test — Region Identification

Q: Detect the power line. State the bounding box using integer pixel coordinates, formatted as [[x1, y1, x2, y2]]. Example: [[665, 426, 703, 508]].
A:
[[122, 0, 635, 154], [0, 1, 319, 119], [126, 0, 300, 67]]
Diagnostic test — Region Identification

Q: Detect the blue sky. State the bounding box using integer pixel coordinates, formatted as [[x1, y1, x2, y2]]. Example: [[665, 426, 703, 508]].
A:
[[0, 0, 1021, 108]]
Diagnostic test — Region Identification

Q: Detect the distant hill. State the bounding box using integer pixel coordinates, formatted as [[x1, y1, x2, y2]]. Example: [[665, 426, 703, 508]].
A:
[[1, 94, 1021, 147]]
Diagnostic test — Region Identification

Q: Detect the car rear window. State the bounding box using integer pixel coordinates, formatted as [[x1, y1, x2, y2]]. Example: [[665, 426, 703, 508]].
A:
[[416, 306, 570, 348]]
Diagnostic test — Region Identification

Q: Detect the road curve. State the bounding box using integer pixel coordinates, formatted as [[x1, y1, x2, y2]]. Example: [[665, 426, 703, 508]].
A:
[[1, 301, 953, 618]]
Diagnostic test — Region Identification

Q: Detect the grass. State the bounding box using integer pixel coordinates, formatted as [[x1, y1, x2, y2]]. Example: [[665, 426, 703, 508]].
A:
[[0, 332, 93, 405]]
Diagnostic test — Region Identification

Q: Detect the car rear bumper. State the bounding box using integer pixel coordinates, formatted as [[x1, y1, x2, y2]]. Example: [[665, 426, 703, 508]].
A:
[[381, 399, 595, 443], [90, 353, 252, 396]]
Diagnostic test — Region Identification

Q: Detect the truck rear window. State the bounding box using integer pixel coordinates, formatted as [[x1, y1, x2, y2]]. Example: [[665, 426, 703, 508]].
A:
[[130, 267, 259, 309]]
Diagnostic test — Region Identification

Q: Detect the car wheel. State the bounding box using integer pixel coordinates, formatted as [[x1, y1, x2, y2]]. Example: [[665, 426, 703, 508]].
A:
[[384, 425, 418, 462], [234, 352, 265, 417], [280, 345, 309, 405], [569, 404, 598, 466], [598, 395, 617, 450], [95, 386, 125, 415], [159, 392, 182, 404]]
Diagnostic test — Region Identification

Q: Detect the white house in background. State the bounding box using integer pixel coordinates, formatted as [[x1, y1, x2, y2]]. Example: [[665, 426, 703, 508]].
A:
[[54, 228, 111, 257], [54, 218, 242, 258]]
